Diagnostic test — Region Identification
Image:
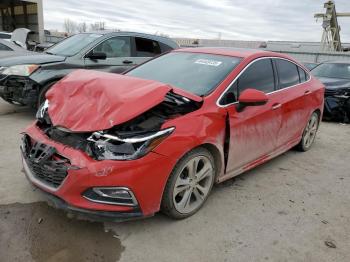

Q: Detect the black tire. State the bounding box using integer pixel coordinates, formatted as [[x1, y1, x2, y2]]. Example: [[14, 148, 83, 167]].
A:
[[296, 111, 320, 152], [37, 82, 57, 109], [161, 147, 216, 219]]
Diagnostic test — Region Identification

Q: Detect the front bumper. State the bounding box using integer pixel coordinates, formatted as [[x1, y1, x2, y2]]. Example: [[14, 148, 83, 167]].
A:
[[0, 75, 39, 105], [29, 179, 144, 222], [21, 123, 177, 218]]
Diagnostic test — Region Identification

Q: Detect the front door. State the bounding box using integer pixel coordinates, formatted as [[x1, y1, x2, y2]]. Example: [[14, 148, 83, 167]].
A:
[[225, 58, 282, 173], [84, 36, 136, 74]]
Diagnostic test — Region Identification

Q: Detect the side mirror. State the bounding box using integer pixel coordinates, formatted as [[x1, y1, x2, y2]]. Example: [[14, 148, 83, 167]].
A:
[[85, 51, 107, 60], [237, 88, 268, 111]]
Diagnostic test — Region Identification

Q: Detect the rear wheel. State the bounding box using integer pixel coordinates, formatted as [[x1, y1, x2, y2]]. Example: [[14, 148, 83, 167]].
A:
[[161, 147, 215, 219], [296, 112, 319, 151]]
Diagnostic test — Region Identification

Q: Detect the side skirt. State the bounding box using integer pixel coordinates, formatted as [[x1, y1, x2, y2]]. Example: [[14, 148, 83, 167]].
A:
[[217, 137, 301, 183]]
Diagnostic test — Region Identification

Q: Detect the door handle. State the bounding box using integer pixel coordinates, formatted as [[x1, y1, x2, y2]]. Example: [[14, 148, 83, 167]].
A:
[[304, 90, 311, 95], [271, 103, 281, 110], [123, 60, 133, 64]]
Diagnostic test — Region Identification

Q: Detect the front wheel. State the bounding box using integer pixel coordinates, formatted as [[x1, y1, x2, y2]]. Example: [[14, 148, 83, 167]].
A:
[[161, 147, 216, 219], [296, 112, 320, 151]]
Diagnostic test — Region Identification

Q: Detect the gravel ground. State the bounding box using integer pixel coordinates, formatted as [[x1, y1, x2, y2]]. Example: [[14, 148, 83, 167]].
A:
[[0, 100, 349, 262]]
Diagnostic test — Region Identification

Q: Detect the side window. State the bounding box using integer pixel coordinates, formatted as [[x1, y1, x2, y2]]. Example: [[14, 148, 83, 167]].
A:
[[237, 59, 275, 95], [297, 66, 308, 83], [0, 43, 12, 51], [135, 37, 161, 57], [92, 37, 131, 58], [275, 59, 299, 88]]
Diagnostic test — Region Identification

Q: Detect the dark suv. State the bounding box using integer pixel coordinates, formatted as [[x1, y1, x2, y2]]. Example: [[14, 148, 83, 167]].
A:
[[0, 31, 178, 107]]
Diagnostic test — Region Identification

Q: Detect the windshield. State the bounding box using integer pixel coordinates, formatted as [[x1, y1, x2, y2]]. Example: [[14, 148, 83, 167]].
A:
[[312, 63, 350, 80], [126, 52, 241, 96], [46, 33, 102, 57]]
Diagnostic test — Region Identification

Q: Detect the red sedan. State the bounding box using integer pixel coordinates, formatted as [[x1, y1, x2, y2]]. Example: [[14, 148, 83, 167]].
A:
[[21, 48, 325, 220]]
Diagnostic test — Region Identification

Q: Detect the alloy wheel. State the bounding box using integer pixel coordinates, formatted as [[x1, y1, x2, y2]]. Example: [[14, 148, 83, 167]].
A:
[[302, 114, 319, 149], [172, 155, 214, 214]]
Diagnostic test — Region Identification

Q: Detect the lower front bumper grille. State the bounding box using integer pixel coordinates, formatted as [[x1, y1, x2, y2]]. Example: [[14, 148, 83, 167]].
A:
[[28, 160, 68, 188], [36, 187, 144, 222], [21, 135, 70, 189]]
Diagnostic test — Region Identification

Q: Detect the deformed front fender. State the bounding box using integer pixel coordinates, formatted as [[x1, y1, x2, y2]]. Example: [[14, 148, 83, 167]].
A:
[[29, 68, 75, 87], [154, 110, 227, 179]]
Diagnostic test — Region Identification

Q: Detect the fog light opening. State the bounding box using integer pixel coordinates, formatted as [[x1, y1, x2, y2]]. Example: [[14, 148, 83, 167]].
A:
[[83, 187, 138, 206]]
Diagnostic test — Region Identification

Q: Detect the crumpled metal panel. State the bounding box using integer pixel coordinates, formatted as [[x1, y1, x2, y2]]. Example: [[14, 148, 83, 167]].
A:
[[46, 70, 173, 132]]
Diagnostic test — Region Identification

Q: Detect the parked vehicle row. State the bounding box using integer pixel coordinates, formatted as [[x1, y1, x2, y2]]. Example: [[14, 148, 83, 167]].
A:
[[0, 31, 178, 107], [21, 48, 325, 220]]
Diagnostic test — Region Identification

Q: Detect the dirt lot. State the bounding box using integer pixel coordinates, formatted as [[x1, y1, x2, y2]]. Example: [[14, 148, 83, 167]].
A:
[[0, 99, 349, 262]]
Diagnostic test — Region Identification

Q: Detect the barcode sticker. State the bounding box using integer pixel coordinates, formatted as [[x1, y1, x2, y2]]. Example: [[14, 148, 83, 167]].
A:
[[195, 59, 222, 67]]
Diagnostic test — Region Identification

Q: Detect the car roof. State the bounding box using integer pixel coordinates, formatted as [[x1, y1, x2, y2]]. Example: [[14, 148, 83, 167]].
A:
[[174, 47, 292, 60], [80, 31, 179, 49]]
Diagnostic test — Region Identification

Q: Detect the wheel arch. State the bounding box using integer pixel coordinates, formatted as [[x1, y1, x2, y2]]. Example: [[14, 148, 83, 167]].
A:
[[201, 143, 224, 182], [313, 108, 322, 124]]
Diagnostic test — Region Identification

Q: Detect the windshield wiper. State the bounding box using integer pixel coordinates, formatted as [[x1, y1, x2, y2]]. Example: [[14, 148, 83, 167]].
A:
[[45, 51, 55, 55]]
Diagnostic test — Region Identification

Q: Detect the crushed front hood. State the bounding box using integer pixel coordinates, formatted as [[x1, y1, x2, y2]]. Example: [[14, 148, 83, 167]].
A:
[[0, 53, 65, 67], [46, 69, 200, 132]]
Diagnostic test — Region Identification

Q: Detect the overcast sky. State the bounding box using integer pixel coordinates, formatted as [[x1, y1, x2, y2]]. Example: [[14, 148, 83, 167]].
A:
[[43, 0, 350, 42]]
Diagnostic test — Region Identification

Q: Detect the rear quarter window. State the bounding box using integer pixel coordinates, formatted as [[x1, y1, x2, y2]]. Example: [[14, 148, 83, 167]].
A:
[[135, 37, 161, 57], [297, 66, 309, 82]]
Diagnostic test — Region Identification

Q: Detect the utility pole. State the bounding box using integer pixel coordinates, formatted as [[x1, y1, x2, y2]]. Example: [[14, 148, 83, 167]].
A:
[[314, 1, 350, 52]]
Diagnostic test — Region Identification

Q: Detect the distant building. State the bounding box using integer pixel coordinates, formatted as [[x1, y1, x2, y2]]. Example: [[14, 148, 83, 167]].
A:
[[173, 37, 350, 63], [265, 41, 350, 53], [0, 0, 44, 42], [173, 38, 266, 49]]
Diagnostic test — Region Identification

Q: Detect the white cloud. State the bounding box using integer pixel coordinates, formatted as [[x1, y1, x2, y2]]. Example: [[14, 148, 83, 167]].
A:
[[43, 0, 350, 42]]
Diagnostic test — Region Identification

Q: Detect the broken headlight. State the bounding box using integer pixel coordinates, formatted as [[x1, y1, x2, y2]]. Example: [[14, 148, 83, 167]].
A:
[[87, 127, 175, 160], [36, 99, 49, 119], [2, 64, 39, 76]]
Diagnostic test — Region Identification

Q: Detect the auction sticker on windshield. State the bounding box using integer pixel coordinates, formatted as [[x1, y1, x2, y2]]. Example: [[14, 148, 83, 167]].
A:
[[195, 59, 222, 67]]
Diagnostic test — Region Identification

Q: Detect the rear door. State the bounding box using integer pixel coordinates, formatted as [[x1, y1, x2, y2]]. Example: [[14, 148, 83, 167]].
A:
[[84, 36, 136, 73], [131, 37, 162, 65], [273, 58, 311, 148], [224, 58, 283, 173]]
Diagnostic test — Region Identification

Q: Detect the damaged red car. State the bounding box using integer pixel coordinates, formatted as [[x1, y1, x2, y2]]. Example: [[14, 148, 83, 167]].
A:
[[21, 48, 325, 220]]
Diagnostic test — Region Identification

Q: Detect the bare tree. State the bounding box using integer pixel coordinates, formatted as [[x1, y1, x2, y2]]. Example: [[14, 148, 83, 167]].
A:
[[77, 22, 87, 33], [90, 21, 106, 31], [63, 18, 77, 34]]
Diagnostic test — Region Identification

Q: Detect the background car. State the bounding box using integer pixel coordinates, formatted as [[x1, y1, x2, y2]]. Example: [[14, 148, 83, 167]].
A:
[[311, 62, 350, 122], [0, 39, 27, 52], [0, 39, 32, 60], [0, 31, 179, 107], [303, 62, 319, 71], [21, 48, 324, 220]]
